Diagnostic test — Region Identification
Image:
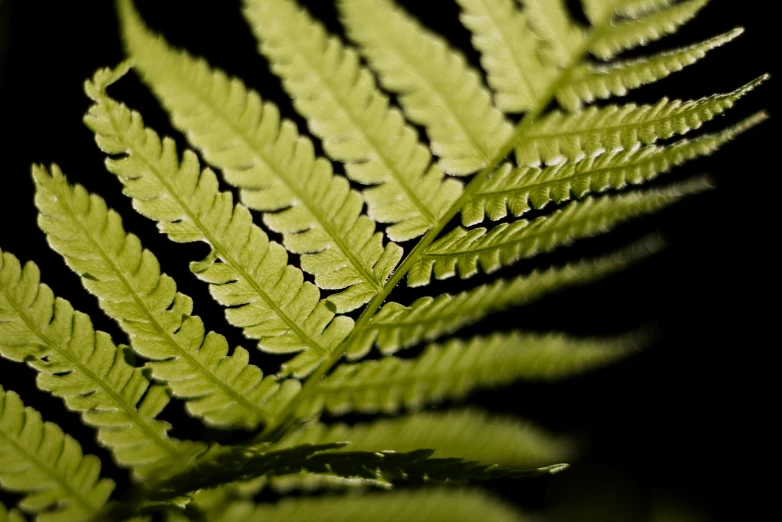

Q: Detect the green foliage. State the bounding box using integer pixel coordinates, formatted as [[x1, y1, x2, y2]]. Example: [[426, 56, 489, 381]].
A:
[[0, 386, 114, 522], [349, 237, 661, 358], [0, 249, 205, 480], [338, 0, 514, 175], [33, 165, 299, 429], [409, 179, 708, 285], [0, 0, 767, 519], [242, 0, 463, 242], [207, 489, 524, 522], [301, 332, 639, 417], [557, 28, 744, 110], [277, 409, 573, 467], [84, 64, 354, 378]]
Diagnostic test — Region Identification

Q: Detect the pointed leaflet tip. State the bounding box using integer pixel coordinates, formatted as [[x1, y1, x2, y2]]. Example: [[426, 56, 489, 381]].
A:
[[545, 463, 570, 474]]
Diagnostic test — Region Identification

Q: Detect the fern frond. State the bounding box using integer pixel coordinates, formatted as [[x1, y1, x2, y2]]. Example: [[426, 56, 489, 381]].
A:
[[520, 0, 585, 66], [558, 28, 744, 111], [410, 179, 706, 285], [455, 0, 556, 112], [590, 0, 710, 60], [242, 0, 462, 242], [468, 114, 764, 226], [279, 409, 571, 468], [0, 385, 114, 522], [116, 2, 401, 313], [84, 67, 353, 378], [338, 0, 513, 175], [33, 165, 299, 430], [207, 489, 524, 522], [0, 250, 203, 478], [349, 237, 659, 358], [516, 77, 766, 167], [305, 332, 636, 416]]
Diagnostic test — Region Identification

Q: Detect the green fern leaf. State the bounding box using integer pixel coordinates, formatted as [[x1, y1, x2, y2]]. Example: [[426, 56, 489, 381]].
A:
[[558, 28, 744, 111], [207, 489, 524, 522], [33, 165, 299, 430], [410, 179, 706, 286], [590, 0, 710, 60], [0, 385, 114, 522], [468, 114, 764, 226], [102, 443, 562, 516], [349, 237, 659, 359], [279, 409, 572, 468], [0, 250, 203, 478], [115, 3, 401, 313], [520, 0, 585, 66], [516, 77, 766, 167], [84, 68, 353, 378], [242, 0, 462, 242], [304, 332, 636, 416], [455, 0, 556, 112], [338, 0, 513, 175]]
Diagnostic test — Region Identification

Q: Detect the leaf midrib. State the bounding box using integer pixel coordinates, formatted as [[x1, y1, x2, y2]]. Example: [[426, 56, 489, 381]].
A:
[[523, 93, 733, 140]]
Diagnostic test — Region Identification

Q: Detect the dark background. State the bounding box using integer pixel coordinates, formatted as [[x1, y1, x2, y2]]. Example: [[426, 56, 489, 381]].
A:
[[0, 1, 775, 520]]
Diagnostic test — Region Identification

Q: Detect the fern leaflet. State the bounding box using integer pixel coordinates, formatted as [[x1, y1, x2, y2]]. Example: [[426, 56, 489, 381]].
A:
[[117, 1, 403, 313], [467, 114, 765, 225], [302, 332, 636, 417], [338, 0, 513, 175], [278, 409, 571, 468], [84, 66, 353, 378], [349, 237, 660, 358], [558, 28, 744, 111], [207, 488, 523, 522], [517, 77, 766, 167], [455, 0, 555, 113], [0, 385, 114, 522], [0, 249, 203, 478], [100, 442, 563, 518], [242, 0, 463, 242], [590, 0, 710, 60], [410, 179, 706, 285], [33, 165, 299, 430]]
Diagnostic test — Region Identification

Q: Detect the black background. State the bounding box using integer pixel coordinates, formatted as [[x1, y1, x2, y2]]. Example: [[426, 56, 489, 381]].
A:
[[0, 1, 775, 521]]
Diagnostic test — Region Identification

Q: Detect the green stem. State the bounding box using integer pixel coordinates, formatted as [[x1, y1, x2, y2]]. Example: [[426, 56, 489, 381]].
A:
[[255, 13, 613, 445]]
